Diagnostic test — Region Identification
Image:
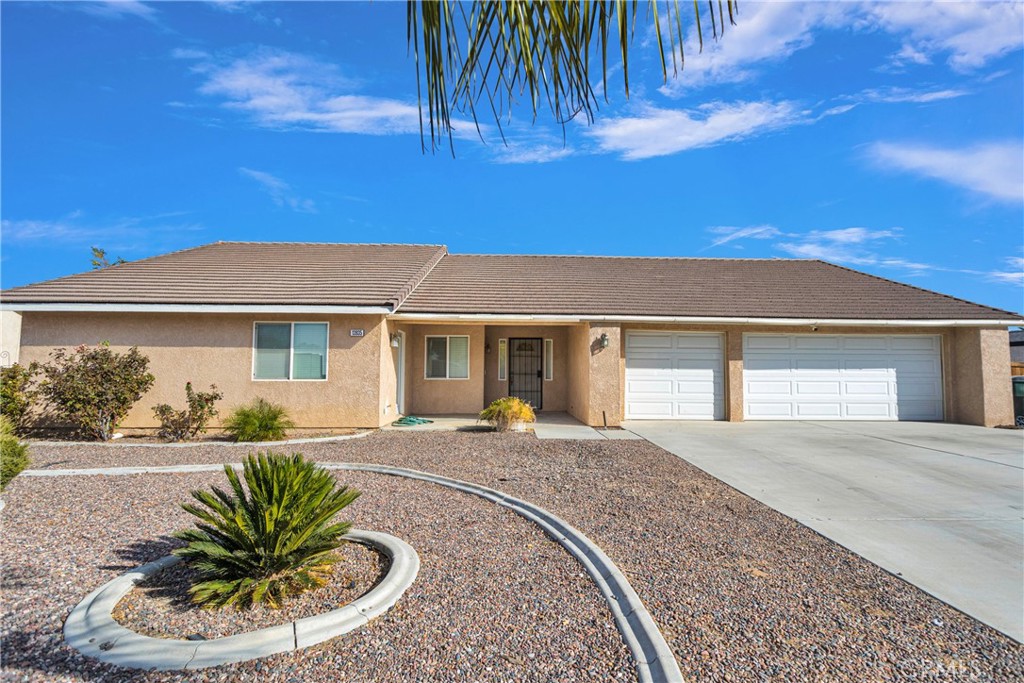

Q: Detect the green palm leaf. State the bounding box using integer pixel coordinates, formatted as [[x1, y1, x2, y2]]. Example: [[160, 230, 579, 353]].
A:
[[173, 452, 361, 609], [408, 0, 738, 152]]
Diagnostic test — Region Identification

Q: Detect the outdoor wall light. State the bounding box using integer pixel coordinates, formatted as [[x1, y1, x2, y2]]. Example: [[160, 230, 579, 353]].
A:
[[485, 342, 492, 354], [599, 333, 610, 349], [390, 334, 401, 348]]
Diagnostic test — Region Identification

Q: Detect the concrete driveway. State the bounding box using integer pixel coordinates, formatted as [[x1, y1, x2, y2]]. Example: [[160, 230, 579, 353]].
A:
[[622, 420, 1024, 642]]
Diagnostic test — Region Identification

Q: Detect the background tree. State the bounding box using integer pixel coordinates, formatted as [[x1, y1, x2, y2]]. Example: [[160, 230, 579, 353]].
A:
[[90, 246, 126, 269], [408, 0, 737, 151]]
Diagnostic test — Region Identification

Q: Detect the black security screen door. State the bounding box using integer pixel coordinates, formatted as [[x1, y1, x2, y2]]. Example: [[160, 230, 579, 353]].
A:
[[508, 338, 543, 409]]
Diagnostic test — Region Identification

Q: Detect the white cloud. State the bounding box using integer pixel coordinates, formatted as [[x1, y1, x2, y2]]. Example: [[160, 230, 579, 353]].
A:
[[491, 144, 573, 164], [186, 47, 477, 138], [869, 141, 1024, 203], [589, 100, 806, 160], [659, 2, 1022, 93], [706, 225, 782, 249], [856, 86, 970, 104], [76, 1, 158, 22], [188, 48, 418, 134], [777, 226, 905, 266], [987, 257, 1024, 285], [865, 2, 1024, 72], [1, 211, 201, 247], [660, 2, 848, 93], [239, 168, 316, 213], [171, 47, 210, 60]]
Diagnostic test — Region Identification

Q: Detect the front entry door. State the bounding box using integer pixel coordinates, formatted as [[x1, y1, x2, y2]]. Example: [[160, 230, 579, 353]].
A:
[[508, 338, 543, 409]]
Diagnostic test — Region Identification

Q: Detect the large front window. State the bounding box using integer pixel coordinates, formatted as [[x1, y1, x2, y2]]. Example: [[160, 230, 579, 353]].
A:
[[254, 322, 328, 380], [425, 335, 469, 379]]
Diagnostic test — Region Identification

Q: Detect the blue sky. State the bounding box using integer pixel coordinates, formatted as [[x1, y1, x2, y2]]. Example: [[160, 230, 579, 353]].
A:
[[2, 1, 1022, 314]]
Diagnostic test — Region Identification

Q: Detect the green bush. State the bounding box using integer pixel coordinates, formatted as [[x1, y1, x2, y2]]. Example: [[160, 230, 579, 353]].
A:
[[153, 383, 224, 442], [1, 416, 29, 490], [479, 396, 536, 431], [1, 363, 38, 434], [174, 452, 361, 609], [222, 398, 294, 442], [37, 344, 155, 441]]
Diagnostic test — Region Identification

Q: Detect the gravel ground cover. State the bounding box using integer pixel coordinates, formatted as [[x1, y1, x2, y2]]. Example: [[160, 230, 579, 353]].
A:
[[7, 431, 1024, 682], [112, 542, 385, 639], [1, 464, 632, 682]]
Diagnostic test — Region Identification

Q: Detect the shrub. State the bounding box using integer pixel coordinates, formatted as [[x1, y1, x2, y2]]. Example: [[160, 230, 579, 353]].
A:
[[1, 416, 29, 490], [36, 344, 155, 441], [1, 363, 38, 434], [479, 396, 536, 431], [174, 452, 361, 609], [222, 398, 294, 442], [153, 383, 224, 442]]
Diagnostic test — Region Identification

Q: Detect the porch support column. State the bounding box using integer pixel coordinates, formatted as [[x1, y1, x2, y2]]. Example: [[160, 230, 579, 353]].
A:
[[950, 328, 1013, 426], [725, 330, 744, 422], [586, 323, 622, 427]]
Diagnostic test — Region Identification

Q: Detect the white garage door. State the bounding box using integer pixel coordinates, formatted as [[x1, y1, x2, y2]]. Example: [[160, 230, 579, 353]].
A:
[[625, 332, 724, 420], [744, 334, 943, 421]]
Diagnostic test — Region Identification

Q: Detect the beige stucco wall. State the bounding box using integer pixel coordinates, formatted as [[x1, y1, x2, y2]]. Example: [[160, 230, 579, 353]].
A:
[[563, 322, 621, 427], [404, 324, 485, 414], [483, 326, 569, 411], [566, 323, 591, 424], [949, 327, 1014, 427], [18, 312, 389, 429], [1, 311, 22, 366]]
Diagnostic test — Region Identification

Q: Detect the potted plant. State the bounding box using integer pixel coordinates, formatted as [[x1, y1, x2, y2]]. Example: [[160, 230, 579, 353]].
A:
[[479, 397, 536, 432]]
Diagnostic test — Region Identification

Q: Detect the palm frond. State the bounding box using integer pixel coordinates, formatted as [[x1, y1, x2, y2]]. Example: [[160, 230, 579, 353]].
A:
[[173, 451, 361, 609], [408, 0, 738, 152]]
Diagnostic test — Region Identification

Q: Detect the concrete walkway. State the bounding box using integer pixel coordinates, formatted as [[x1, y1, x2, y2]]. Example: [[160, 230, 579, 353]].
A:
[[623, 420, 1024, 642], [381, 412, 643, 440], [534, 413, 642, 440]]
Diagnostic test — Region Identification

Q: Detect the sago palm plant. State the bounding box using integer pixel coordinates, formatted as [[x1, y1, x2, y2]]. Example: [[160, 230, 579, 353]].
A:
[[174, 452, 361, 609]]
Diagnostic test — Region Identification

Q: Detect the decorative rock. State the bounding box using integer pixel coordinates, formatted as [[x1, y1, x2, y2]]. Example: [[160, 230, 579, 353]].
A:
[[63, 529, 419, 671]]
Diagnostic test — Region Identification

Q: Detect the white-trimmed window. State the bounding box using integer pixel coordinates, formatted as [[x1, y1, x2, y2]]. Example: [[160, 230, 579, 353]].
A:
[[497, 339, 507, 381], [425, 335, 470, 379], [544, 338, 554, 381], [253, 322, 328, 381]]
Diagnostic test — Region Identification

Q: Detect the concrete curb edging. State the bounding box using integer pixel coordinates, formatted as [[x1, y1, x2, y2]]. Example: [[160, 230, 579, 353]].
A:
[[37, 460, 683, 682], [322, 463, 685, 683], [31, 430, 373, 449], [63, 529, 419, 671]]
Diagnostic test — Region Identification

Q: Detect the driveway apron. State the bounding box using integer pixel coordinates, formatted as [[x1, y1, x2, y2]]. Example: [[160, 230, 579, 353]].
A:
[[623, 420, 1024, 642]]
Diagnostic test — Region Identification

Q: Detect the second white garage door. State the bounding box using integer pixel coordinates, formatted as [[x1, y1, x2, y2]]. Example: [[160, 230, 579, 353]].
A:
[[625, 332, 724, 420], [744, 334, 943, 421]]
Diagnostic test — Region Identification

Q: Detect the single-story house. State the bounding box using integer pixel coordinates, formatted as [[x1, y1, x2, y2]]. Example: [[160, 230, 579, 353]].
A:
[[2, 242, 1020, 429]]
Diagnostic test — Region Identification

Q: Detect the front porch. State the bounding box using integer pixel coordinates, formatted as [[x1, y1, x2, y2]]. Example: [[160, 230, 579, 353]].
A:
[[385, 321, 625, 428]]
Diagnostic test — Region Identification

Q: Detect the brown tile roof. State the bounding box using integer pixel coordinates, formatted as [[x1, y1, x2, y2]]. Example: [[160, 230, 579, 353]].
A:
[[2, 243, 1017, 320], [1, 242, 447, 307], [397, 254, 1019, 320]]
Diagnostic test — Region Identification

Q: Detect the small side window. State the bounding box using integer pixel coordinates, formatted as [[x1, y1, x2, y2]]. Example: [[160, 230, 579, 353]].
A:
[[544, 338, 553, 381], [497, 339, 507, 381]]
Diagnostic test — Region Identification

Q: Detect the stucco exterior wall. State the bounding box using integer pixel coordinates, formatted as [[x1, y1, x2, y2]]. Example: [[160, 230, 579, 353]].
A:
[[1, 311, 21, 366], [587, 323, 622, 427], [725, 330, 743, 422], [566, 323, 590, 424], [483, 326, 569, 411], [18, 312, 388, 429], [949, 327, 1014, 427], [405, 324, 485, 414]]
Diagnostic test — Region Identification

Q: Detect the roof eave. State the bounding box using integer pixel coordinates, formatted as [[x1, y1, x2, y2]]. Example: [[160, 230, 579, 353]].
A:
[[388, 312, 1024, 326], [1, 302, 393, 315]]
